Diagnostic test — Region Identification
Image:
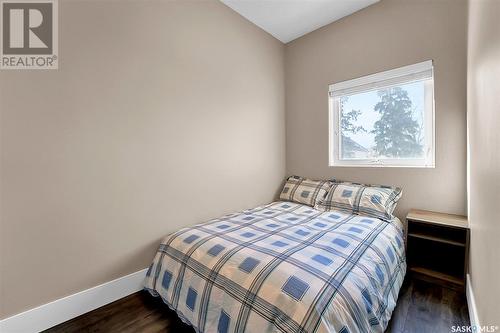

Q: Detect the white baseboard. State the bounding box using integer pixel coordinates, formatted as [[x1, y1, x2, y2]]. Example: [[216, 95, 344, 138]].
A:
[[0, 268, 148, 333], [466, 274, 480, 328]]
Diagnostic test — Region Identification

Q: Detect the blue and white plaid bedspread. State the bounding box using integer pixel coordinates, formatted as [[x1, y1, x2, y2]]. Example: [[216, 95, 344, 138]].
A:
[[144, 201, 406, 333]]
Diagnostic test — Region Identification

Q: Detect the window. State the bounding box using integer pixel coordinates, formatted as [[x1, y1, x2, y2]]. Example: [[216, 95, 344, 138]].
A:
[[329, 61, 435, 167]]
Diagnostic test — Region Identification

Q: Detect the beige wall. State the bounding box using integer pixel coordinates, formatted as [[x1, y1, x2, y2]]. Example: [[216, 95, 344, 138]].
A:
[[285, 0, 468, 219], [467, 0, 500, 325], [0, 0, 285, 319], [1, 0, 483, 322]]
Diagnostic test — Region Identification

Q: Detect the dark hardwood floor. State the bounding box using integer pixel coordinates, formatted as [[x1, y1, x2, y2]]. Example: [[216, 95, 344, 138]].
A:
[[44, 278, 469, 333], [385, 279, 469, 333]]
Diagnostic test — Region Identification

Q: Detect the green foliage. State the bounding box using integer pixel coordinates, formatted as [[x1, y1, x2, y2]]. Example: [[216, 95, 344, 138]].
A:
[[371, 87, 423, 157], [341, 109, 365, 135], [340, 97, 367, 157]]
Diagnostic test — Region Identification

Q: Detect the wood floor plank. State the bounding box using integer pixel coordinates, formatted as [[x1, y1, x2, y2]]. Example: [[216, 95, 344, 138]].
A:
[[44, 278, 469, 333]]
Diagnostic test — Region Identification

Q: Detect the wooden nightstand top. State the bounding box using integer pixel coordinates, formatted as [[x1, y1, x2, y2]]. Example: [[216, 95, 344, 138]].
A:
[[407, 209, 468, 229]]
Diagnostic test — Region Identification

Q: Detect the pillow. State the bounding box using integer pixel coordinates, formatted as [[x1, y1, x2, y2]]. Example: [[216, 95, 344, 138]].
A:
[[279, 176, 332, 207], [314, 181, 402, 220]]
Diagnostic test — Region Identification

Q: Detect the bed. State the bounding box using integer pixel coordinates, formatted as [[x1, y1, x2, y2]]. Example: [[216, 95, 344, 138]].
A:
[[144, 200, 406, 333]]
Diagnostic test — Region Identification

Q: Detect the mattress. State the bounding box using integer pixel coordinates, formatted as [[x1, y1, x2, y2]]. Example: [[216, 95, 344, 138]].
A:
[[144, 201, 406, 333]]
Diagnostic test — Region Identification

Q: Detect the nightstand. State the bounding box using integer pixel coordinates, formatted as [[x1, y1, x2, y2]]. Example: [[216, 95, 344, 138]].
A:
[[406, 209, 469, 291]]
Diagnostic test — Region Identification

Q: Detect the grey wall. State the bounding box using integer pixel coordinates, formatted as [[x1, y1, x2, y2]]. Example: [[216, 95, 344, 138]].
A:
[[284, 0, 468, 219], [467, 0, 500, 325], [0, 0, 285, 319]]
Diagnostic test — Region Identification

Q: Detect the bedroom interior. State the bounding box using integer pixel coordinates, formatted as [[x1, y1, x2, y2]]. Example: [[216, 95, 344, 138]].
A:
[[0, 0, 498, 332]]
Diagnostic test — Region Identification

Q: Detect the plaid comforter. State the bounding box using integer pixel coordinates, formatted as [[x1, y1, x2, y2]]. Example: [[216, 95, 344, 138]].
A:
[[144, 201, 406, 333]]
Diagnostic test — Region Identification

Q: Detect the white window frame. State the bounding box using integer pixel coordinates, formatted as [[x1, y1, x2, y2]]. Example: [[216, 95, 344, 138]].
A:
[[328, 60, 435, 168]]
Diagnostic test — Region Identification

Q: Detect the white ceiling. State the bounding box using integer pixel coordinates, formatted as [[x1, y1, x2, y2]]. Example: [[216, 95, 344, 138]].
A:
[[221, 0, 380, 43]]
